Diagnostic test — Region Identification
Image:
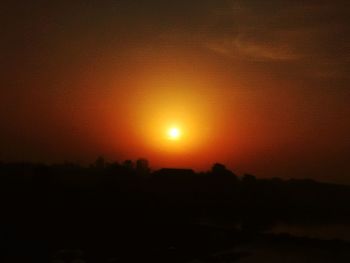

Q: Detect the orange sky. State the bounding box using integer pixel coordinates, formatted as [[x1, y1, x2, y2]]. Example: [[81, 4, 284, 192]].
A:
[[0, 1, 349, 183]]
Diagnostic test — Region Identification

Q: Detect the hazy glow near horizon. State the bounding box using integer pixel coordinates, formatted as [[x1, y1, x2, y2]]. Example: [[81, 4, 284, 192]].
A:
[[114, 72, 223, 162]]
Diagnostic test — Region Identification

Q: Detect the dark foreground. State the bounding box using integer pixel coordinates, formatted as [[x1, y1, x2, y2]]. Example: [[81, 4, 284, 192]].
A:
[[1, 164, 350, 262]]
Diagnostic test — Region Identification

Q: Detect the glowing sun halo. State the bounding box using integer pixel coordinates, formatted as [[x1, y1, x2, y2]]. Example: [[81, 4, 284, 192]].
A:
[[168, 127, 181, 140]]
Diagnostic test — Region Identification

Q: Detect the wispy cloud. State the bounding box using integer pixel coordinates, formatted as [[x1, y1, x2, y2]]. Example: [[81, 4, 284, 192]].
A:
[[199, 0, 349, 78], [205, 34, 302, 61]]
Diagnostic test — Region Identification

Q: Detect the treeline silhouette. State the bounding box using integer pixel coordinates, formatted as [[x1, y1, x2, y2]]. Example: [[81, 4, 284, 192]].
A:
[[1, 158, 350, 262]]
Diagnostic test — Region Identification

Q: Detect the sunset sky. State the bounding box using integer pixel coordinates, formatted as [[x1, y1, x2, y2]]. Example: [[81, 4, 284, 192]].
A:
[[1, 1, 349, 183]]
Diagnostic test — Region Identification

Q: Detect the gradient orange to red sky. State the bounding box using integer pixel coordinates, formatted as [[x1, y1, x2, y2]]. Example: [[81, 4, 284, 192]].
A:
[[0, 1, 349, 183]]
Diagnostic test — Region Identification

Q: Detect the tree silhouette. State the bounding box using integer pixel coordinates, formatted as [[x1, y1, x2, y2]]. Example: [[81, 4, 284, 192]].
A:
[[94, 156, 105, 169], [211, 163, 237, 178], [242, 173, 256, 184], [136, 158, 150, 175], [122, 160, 134, 173]]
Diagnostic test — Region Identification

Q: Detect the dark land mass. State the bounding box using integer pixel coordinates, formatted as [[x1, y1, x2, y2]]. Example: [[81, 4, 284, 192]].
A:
[[0, 160, 350, 262]]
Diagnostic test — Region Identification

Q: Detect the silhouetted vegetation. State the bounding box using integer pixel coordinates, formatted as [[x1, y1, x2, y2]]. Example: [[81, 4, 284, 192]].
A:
[[0, 159, 350, 262]]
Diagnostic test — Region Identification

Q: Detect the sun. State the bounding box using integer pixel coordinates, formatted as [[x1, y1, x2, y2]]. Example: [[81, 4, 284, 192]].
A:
[[167, 127, 181, 140]]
